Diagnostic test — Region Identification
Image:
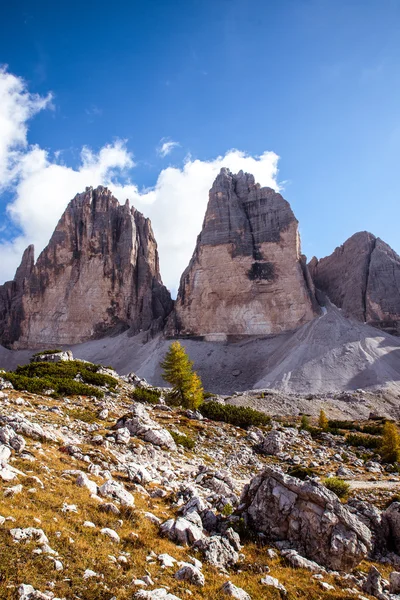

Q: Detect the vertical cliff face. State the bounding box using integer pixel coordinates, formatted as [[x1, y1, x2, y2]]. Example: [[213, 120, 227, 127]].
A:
[[309, 231, 400, 335], [0, 186, 172, 349], [168, 169, 318, 339]]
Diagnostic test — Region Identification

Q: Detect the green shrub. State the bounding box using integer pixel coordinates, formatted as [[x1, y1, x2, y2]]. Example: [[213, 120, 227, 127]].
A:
[[1, 359, 117, 398], [132, 387, 161, 405], [199, 401, 270, 429], [32, 349, 63, 356], [169, 430, 196, 449], [287, 466, 316, 480], [328, 420, 384, 436], [221, 503, 233, 516], [345, 432, 382, 449], [3, 371, 104, 398], [323, 477, 350, 499], [300, 415, 310, 430]]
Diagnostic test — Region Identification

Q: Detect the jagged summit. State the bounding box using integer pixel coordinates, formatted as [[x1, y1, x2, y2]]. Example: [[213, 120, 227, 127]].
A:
[[0, 186, 173, 349], [168, 169, 319, 338], [309, 231, 400, 335]]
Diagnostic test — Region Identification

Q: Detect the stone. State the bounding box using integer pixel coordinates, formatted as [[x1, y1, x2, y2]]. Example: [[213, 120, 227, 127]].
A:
[[101, 527, 120, 543], [309, 231, 400, 335], [10, 528, 49, 545], [260, 430, 285, 456], [174, 563, 205, 586], [221, 581, 251, 599], [240, 467, 371, 571], [76, 472, 98, 495], [98, 479, 135, 507], [383, 502, 400, 554], [281, 549, 325, 572], [363, 566, 389, 600], [260, 575, 287, 596], [167, 169, 318, 338], [134, 590, 182, 600], [194, 529, 240, 570], [0, 444, 11, 467], [115, 404, 177, 451], [30, 351, 73, 363], [0, 186, 172, 349], [390, 572, 400, 594], [0, 425, 26, 453], [160, 514, 204, 546]]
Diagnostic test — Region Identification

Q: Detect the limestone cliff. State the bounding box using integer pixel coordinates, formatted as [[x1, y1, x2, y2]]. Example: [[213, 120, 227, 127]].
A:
[[0, 186, 172, 349], [168, 169, 318, 339], [309, 231, 400, 335]]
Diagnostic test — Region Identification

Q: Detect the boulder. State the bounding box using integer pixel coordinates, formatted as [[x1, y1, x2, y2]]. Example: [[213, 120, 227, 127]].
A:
[[98, 479, 135, 507], [134, 590, 181, 600], [194, 528, 241, 570], [174, 563, 205, 586], [240, 467, 371, 571], [30, 351, 73, 363], [221, 581, 251, 600], [114, 404, 176, 451]]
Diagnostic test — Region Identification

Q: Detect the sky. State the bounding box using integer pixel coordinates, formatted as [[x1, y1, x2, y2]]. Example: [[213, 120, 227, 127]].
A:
[[1, 0, 400, 296]]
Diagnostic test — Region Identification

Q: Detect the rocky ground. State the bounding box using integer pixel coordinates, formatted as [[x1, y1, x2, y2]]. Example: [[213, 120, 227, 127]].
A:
[[2, 367, 400, 599]]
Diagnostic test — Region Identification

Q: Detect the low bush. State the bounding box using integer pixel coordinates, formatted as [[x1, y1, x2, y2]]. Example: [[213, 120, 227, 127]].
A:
[[345, 432, 382, 449], [132, 387, 161, 405], [328, 419, 384, 436], [32, 349, 63, 356], [169, 430, 196, 449], [4, 371, 104, 398], [323, 477, 350, 499], [199, 401, 270, 429], [1, 359, 118, 398], [287, 466, 316, 480], [221, 503, 233, 516], [14, 360, 118, 389]]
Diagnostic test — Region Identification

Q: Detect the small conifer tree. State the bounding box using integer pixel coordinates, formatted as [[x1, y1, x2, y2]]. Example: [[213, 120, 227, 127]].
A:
[[160, 341, 204, 410], [318, 409, 329, 431], [300, 415, 310, 430], [380, 422, 400, 464]]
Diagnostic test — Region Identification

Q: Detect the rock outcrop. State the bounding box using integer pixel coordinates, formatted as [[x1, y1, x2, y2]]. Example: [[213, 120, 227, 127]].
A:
[[168, 169, 318, 339], [309, 232, 400, 335], [239, 467, 372, 571], [0, 186, 172, 349]]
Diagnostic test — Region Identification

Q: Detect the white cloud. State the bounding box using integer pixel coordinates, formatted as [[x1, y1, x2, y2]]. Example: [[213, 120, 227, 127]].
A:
[[158, 138, 180, 157], [0, 65, 52, 186], [0, 66, 280, 297]]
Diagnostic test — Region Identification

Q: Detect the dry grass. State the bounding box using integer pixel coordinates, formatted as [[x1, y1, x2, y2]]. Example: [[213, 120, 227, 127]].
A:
[[0, 391, 380, 600]]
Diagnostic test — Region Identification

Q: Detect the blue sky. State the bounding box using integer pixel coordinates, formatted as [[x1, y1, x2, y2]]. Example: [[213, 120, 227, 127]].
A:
[[1, 0, 400, 294]]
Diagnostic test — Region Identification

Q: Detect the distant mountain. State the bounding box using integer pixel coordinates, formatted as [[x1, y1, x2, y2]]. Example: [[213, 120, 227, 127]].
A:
[[309, 231, 400, 335]]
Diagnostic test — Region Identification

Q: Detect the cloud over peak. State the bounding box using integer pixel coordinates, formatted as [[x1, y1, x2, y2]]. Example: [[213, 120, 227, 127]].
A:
[[0, 66, 280, 296]]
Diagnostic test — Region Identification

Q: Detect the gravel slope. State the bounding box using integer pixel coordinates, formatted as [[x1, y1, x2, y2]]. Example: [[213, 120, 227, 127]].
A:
[[1, 302, 400, 399]]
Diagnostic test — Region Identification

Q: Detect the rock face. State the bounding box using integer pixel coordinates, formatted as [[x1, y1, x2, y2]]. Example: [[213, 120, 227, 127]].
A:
[[168, 169, 318, 339], [309, 231, 400, 335], [0, 186, 172, 349], [240, 467, 372, 571]]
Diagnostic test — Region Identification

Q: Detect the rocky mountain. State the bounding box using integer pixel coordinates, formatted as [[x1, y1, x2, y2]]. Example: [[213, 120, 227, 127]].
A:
[[309, 231, 400, 335], [2, 357, 400, 599], [168, 169, 319, 339], [0, 186, 172, 349]]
